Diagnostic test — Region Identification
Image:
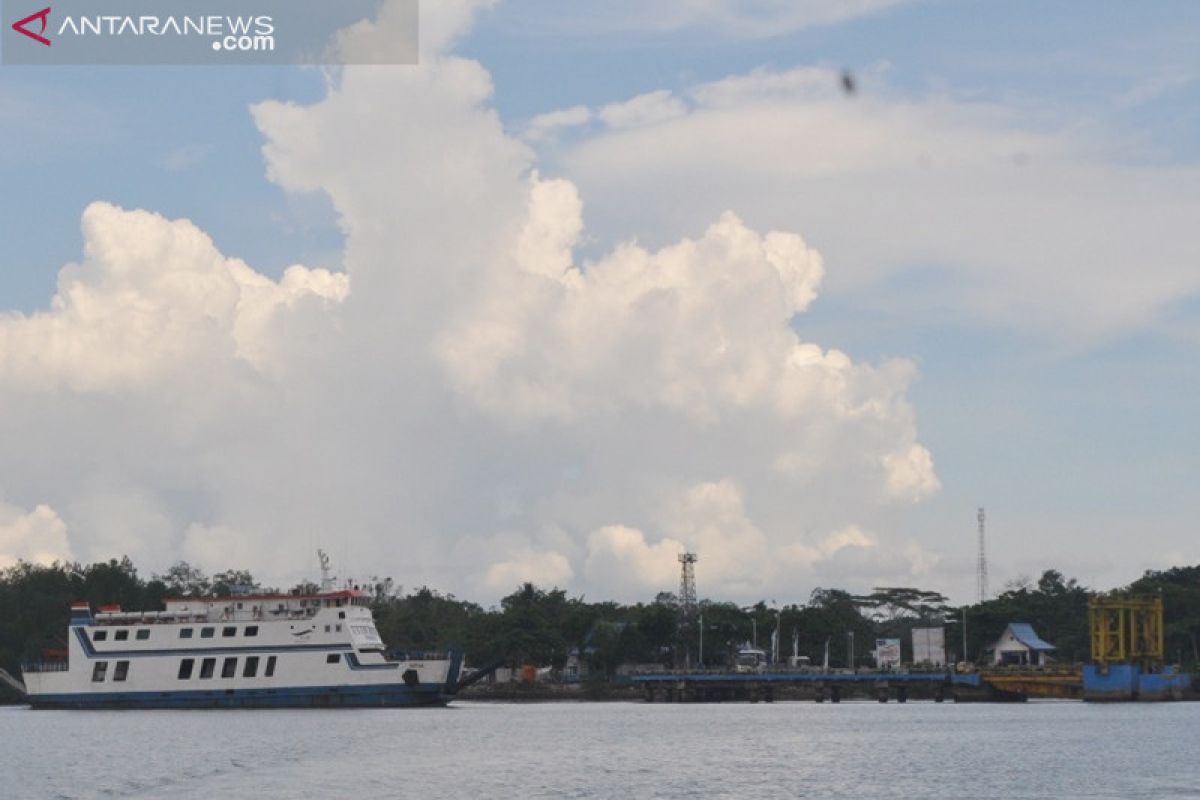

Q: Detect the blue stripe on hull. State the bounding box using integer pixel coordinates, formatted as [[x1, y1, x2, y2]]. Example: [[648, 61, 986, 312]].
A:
[[29, 683, 449, 710]]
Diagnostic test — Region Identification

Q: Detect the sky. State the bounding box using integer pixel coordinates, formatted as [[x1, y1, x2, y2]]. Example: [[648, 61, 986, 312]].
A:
[[1, 0, 1198, 605]]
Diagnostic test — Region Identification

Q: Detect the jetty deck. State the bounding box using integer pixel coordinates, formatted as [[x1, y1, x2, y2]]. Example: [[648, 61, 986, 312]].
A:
[[629, 668, 1087, 702]]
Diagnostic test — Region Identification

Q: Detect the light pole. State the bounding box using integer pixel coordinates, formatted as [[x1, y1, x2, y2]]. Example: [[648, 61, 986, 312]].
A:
[[773, 608, 782, 665], [848, 630, 855, 671], [962, 606, 968, 665], [739, 605, 760, 651], [699, 612, 704, 668]]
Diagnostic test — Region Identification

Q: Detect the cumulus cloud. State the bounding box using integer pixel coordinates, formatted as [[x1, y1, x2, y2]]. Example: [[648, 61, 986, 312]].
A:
[[499, 0, 913, 39], [582, 481, 773, 598], [484, 549, 574, 594], [546, 65, 1200, 343], [0, 202, 347, 392], [0, 500, 72, 568], [881, 444, 941, 502], [0, 1, 941, 603], [585, 525, 686, 594], [782, 524, 876, 568]]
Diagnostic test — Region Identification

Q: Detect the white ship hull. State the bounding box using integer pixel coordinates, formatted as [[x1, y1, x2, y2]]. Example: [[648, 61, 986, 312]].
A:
[[21, 591, 462, 709]]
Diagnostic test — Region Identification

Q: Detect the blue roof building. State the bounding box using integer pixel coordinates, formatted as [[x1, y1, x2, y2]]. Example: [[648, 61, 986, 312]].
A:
[[989, 623, 1056, 666]]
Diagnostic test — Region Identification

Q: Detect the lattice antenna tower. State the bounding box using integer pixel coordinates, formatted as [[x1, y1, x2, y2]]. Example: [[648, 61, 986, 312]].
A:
[[678, 552, 698, 619], [976, 507, 988, 604]]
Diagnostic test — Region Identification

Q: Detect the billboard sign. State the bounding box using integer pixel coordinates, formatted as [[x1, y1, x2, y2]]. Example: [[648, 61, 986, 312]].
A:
[[874, 638, 901, 668], [912, 627, 946, 666]]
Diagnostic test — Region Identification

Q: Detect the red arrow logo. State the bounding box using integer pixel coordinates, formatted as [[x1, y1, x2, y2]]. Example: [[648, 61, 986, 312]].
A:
[[12, 7, 52, 47]]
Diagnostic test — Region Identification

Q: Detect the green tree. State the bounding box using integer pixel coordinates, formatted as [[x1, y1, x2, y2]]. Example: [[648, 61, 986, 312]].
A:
[[154, 561, 210, 597]]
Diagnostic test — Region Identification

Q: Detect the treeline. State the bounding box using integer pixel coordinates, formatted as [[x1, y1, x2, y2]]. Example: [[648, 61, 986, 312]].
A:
[[2, 558, 1198, 690]]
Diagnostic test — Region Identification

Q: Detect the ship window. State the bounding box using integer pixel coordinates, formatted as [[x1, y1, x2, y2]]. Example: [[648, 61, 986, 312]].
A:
[[324, 625, 331, 633], [244, 626, 258, 637], [92, 662, 108, 682], [114, 630, 129, 641], [180, 628, 193, 639], [243, 656, 259, 678], [326, 653, 341, 664], [93, 630, 108, 642], [199, 658, 216, 679], [221, 657, 238, 678], [335, 625, 342, 632], [136, 629, 150, 640], [200, 627, 215, 639], [178, 659, 195, 680], [114, 661, 130, 682], [222, 626, 237, 638], [265, 656, 277, 677], [338, 611, 346, 619]]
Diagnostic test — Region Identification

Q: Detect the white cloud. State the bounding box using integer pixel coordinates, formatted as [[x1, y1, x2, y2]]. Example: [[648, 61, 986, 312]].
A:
[[547, 66, 1200, 343], [0, 500, 72, 568], [580, 481, 772, 599], [599, 90, 688, 130], [484, 549, 574, 594], [881, 444, 941, 502], [644, 0, 913, 36], [0, 3, 942, 603], [660, 480, 771, 592], [783, 525, 942, 589], [783, 524, 875, 566], [584, 525, 686, 594], [455, 527, 581, 596], [525, 105, 593, 142], [496, 0, 913, 39], [0, 202, 347, 392]]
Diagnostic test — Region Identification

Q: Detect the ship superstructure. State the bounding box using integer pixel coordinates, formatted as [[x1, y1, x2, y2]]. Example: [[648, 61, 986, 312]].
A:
[[21, 587, 462, 709]]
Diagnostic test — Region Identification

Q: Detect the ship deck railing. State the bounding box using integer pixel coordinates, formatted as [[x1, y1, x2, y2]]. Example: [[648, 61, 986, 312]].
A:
[[385, 650, 453, 662], [90, 607, 321, 626], [20, 660, 70, 674]]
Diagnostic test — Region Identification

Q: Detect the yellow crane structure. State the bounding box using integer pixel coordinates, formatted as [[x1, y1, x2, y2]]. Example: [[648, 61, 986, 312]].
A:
[[1089, 595, 1164, 669]]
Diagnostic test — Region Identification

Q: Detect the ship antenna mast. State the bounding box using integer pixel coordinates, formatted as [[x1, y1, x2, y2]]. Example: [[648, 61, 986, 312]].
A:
[[318, 549, 335, 592]]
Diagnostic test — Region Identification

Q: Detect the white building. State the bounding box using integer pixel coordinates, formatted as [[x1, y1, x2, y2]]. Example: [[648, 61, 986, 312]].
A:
[[988, 623, 1056, 666]]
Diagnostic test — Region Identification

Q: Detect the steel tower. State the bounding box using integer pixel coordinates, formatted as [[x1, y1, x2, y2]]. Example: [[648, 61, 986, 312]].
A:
[[976, 507, 988, 604], [678, 552, 698, 618]]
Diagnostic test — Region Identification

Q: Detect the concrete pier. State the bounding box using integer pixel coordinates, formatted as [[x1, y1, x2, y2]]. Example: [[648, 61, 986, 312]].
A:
[[633, 665, 1194, 703]]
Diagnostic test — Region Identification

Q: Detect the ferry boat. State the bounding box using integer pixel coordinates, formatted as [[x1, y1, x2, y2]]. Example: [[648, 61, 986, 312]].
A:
[[19, 579, 463, 710]]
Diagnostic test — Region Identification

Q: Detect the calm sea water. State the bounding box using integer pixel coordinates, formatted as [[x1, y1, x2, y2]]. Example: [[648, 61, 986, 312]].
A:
[[2, 700, 1198, 799]]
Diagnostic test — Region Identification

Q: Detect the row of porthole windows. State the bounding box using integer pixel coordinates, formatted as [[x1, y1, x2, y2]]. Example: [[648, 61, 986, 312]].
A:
[[90, 625, 260, 643], [91, 629, 151, 642], [180, 625, 259, 639]]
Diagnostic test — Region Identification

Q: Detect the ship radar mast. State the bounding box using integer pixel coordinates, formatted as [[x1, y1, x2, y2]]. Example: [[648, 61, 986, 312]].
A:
[[317, 549, 335, 592]]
